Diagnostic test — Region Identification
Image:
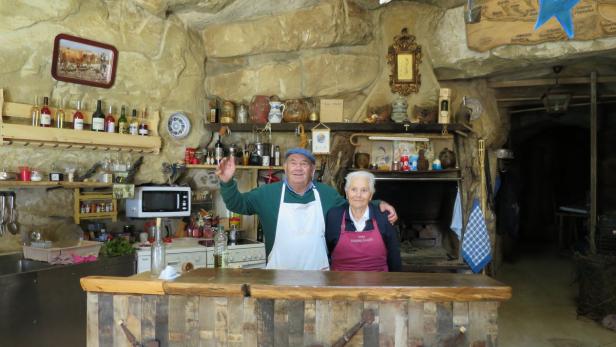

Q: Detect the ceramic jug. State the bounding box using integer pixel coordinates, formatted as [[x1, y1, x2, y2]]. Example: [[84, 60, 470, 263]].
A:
[[249, 95, 270, 124], [268, 101, 285, 123]]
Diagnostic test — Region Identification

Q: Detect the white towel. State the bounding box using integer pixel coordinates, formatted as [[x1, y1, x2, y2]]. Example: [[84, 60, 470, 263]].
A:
[[450, 186, 463, 239]]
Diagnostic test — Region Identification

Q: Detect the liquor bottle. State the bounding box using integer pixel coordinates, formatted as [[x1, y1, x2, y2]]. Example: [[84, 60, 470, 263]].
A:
[[214, 134, 224, 165], [117, 106, 128, 134], [31, 96, 40, 127], [55, 98, 65, 129], [104, 105, 115, 133], [274, 145, 280, 166], [129, 109, 139, 135], [138, 108, 149, 136], [91, 100, 105, 132], [213, 225, 228, 268], [209, 99, 219, 123], [40, 97, 52, 127], [73, 101, 84, 131]]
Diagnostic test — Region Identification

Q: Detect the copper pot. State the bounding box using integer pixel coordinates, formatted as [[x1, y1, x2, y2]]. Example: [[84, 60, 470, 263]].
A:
[[249, 95, 270, 124], [283, 99, 309, 123]]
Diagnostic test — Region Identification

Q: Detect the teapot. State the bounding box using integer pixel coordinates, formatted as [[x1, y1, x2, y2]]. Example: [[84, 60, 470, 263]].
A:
[[268, 101, 285, 123]]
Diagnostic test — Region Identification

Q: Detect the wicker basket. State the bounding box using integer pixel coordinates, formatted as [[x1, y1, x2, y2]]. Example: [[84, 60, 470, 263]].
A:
[[23, 240, 103, 263]]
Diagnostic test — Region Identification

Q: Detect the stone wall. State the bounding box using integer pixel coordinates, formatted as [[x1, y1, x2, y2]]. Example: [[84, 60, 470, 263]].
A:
[[0, 0, 205, 251]]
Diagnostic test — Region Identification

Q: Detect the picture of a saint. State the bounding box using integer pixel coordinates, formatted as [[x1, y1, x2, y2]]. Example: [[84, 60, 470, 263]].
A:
[[397, 53, 414, 81]]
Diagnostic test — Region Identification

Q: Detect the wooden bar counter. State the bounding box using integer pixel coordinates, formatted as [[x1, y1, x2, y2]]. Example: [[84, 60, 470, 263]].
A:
[[81, 268, 511, 347]]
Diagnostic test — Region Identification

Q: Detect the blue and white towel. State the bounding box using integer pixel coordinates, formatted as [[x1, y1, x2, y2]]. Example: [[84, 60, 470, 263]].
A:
[[450, 187, 463, 239], [462, 198, 492, 273]]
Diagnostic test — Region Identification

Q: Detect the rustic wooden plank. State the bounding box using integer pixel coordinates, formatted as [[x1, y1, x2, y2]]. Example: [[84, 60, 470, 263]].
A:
[[257, 299, 275, 347], [330, 300, 348, 346], [287, 300, 305, 347], [467, 301, 494, 346], [155, 295, 169, 346], [215, 297, 229, 345], [168, 295, 187, 346], [242, 298, 258, 347], [363, 301, 379, 347], [453, 302, 469, 330], [81, 276, 165, 295], [199, 297, 216, 347], [486, 302, 499, 347], [127, 296, 142, 345], [378, 301, 407, 347], [87, 293, 99, 347], [435, 302, 454, 346], [228, 296, 244, 346], [184, 296, 199, 346], [83, 269, 512, 302], [274, 300, 289, 347], [303, 300, 317, 347], [407, 300, 424, 347], [346, 301, 364, 347], [315, 300, 332, 347], [98, 294, 114, 347], [113, 295, 129, 347], [141, 295, 157, 343], [423, 302, 437, 347]]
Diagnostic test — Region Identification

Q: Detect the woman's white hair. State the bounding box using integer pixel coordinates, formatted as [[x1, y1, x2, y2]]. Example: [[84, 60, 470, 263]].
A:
[[344, 170, 376, 194]]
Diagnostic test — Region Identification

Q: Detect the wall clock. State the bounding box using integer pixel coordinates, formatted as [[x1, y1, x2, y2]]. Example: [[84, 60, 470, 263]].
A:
[[167, 112, 191, 139]]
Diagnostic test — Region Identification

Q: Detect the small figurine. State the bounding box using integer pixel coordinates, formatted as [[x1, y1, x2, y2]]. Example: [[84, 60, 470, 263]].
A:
[[417, 149, 430, 171]]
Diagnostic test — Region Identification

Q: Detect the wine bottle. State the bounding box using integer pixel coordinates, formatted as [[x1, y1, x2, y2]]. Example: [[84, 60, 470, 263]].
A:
[[55, 98, 65, 129], [40, 97, 52, 127], [104, 105, 115, 133], [214, 134, 224, 165], [117, 106, 128, 134], [91, 100, 105, 132], [129, 109, 139, 135], [138, 108, 149, 136], [73, 101, 84, 131], [31, 96, 40, 127]]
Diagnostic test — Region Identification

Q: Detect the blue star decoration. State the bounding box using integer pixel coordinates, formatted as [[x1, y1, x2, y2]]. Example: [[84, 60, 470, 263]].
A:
[[534, 0, 581, 39]]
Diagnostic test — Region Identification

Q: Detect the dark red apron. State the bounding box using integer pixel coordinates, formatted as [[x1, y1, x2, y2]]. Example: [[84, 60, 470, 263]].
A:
[[331, 210, 388, 271]]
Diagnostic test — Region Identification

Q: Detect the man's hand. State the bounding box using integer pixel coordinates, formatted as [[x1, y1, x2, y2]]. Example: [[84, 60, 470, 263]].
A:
[[379, 200, 398, 224], [216, 157, 236, 183]]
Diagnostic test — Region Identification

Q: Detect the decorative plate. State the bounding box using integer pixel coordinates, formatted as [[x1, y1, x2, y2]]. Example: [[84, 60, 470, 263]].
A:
[[167, 112, 191, 138]]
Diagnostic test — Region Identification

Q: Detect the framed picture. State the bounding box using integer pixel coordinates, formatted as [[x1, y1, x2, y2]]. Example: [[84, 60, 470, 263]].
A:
[[387, 27, 422, 96], [370, 140, 392, 171], [51, 33, 118, 88], [312, 126, 331, 154]]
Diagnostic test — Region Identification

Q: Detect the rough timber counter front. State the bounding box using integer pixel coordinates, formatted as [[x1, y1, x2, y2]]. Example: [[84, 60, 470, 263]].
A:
[[81, 269, 511, 347]]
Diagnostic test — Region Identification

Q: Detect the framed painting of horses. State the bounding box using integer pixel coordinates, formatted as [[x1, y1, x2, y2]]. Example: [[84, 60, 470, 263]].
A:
[[51, 33, 118, 89]]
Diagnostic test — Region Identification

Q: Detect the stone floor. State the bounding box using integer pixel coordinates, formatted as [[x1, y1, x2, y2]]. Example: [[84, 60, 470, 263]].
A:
[[496, 247, 616, 347]]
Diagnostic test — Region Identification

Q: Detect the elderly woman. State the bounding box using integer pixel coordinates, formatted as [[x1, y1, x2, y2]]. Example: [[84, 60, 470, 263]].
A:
[[325, 171, 402, 271]]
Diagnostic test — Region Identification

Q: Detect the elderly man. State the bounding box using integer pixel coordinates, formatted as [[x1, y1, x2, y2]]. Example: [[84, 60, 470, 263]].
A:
[[216, 148, 397, 270]]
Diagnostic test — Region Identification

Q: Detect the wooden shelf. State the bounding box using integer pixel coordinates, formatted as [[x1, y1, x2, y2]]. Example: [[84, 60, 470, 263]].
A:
[[205, 122, 469, 134], [186, 164, 284, 170], [0, 181, 112, 188], [347, 168, 461, 181], [0, 89, 162, 153], [74, 188, 117, 224]]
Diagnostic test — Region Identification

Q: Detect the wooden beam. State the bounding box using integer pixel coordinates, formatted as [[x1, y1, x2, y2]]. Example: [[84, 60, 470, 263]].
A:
[[590, 72, 598, 254], [488, 76, 616, 88]]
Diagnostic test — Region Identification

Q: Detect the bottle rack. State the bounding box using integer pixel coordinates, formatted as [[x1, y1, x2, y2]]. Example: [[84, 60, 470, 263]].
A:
[[0, 89, 161, 154], [73, 189, 117, 224]]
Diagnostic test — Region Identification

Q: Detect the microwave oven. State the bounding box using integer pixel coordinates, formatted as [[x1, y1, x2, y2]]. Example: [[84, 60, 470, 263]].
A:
[[125, 186, 191, 218]]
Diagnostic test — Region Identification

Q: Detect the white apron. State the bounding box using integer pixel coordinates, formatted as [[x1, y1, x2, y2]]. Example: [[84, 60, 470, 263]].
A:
[[266, 184, 330, 270]]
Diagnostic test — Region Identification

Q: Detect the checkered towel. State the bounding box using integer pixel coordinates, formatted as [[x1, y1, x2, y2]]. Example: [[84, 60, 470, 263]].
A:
[[462, 199, 492, 273]]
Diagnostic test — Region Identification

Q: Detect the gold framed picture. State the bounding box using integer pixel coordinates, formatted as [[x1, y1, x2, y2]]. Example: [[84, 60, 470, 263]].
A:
[[387, 28, 422, 96]]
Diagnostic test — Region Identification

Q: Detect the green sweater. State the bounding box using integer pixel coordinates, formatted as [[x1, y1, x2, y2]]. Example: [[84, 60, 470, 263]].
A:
[[220, 180, 347, 255]]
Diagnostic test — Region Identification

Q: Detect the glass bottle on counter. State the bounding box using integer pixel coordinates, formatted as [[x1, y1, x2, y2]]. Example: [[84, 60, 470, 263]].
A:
[[117, 106, 128, 134], [129, 109, 139, 135], [55, 98, 65, 129], [274, 145, 281, 166], [213, 225, 228, 268], [138, 108, 149, 136], [150, 218, 166, 277], [31, 96, 40, 127], [40, 97, 52, 127], [73, 101, 84, 131], [104, 105, 115, 133], [92, 100, 105, 132]]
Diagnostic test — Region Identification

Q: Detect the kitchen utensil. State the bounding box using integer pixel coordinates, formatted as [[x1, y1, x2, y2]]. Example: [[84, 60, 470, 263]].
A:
[[331, 309, 375, 347], [7, 192, 18, 235]]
